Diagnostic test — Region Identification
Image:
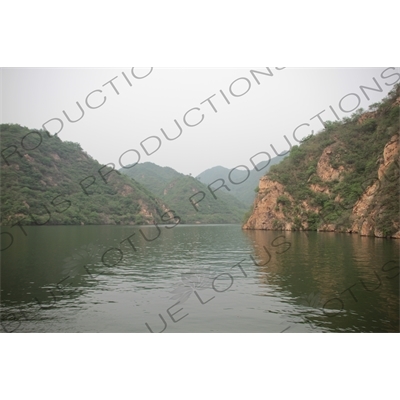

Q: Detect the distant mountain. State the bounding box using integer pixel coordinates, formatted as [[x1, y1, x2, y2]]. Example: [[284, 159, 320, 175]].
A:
[[0, 124, 168, 226], [120, 162, 248, 224], [197, 157, 284, 206], [123, 162, 181, 197]]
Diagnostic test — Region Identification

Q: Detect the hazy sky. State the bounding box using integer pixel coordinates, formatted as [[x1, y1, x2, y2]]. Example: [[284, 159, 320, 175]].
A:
[[1, 67, 398, 176]]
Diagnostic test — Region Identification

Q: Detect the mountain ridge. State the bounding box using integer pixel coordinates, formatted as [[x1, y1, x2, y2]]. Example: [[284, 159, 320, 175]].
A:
[[120, 162, 248, 224], [196, 157, 284, 206]]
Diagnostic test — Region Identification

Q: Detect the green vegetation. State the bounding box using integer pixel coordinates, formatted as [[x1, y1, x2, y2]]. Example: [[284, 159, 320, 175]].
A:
[[121, 162, 248, 224], [243, 205, 254, 224], [196, 157, 284, 206], [0, 125, 166, 226], [374, 162, 400, 236], [120, 161, 181, 197], [263, 84, 400, 236], [277, 195, 291, 206], [0, 127, 249, 226]]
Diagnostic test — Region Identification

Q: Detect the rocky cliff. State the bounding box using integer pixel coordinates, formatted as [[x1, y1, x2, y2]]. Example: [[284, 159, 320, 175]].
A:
[[350, 135, 399, 237], [243, 85, 400, 238]]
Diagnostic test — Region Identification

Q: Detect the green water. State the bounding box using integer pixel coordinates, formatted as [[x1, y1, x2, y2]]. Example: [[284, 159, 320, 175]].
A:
[[1, 225, 399, 332]]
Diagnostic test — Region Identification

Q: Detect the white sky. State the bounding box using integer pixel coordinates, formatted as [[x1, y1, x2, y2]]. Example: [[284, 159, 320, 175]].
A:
[[1, 67, 398, 176]]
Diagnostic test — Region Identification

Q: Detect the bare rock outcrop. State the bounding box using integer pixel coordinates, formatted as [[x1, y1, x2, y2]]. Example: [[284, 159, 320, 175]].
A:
[[316, 146, 344, 182], [243, 179, 293, 230], [243, 134, 399, 238], [351, 134, 399, 238]]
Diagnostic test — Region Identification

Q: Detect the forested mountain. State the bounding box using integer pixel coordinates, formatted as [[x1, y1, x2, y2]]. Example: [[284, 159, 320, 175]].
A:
[[0, 125, 168, 226], [243, 85, 400, 238], [197, 157, 284, 206], [0, 126, 248, 227], [120, 162, 248, 223], [121, 162, 181, 197]]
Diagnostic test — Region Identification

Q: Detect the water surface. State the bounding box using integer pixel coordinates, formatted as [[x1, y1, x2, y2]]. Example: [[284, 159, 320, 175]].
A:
[[1, 225, 398, 332]]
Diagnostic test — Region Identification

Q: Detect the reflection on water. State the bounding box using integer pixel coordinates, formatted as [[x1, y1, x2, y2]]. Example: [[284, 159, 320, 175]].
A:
[[246, 230, 399, 332], [1, 225, 398, 332]]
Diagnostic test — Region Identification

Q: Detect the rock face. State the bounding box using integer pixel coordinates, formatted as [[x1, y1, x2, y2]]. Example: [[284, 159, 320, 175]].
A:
[[243, 179, 293, 230], [244, 141, 350, 232], [351, 135, 399, 238], [316, 146, 345, 182], [243, 125, 400, 238]]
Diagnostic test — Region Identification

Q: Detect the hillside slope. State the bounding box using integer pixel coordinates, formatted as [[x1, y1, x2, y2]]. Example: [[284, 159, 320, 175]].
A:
[[122, 162, 182, 197], [197, 157, 284, 206], [121, 162, 248, 223], [243, 85, 400, 238], [0, 125, 168, 226]]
